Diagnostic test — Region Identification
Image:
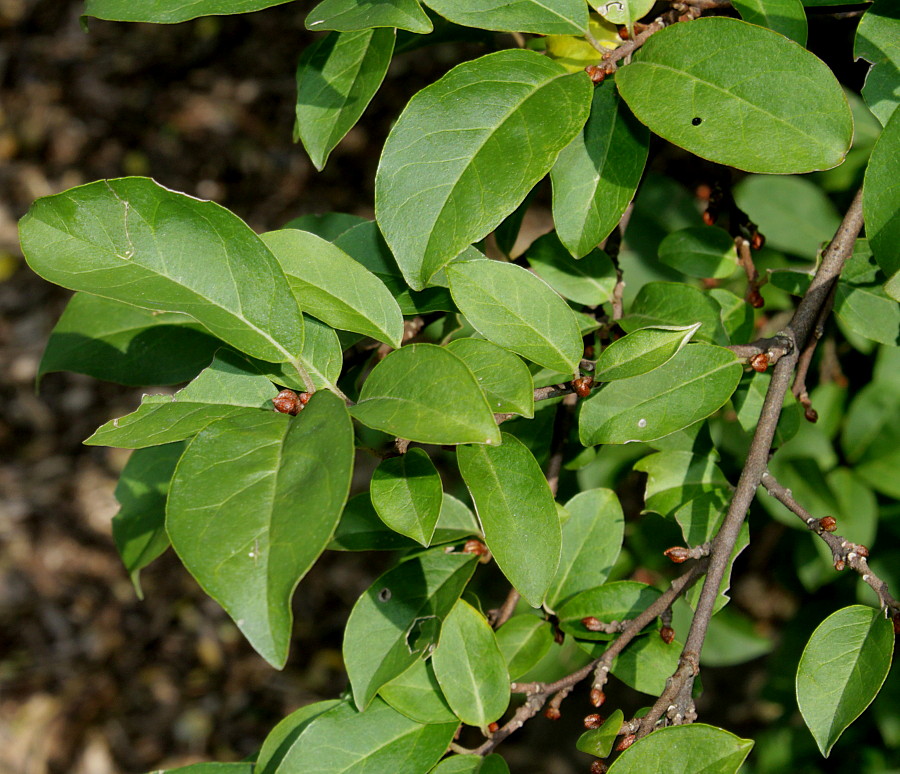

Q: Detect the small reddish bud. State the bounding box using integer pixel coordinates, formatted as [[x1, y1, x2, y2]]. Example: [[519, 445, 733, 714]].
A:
[[583, 713, 604, 729], [582, 616, 604, 632], [273, 389, 303, 415], [750, 352, 769, 373], [702, 209, 717, 226], [590, 689, 606, 707], [591, 762, 609, 774], [750, 232, 766, 250], [696, 184, 712, 202], [664, 546, 691, 564], [298, 391, 311, 405], [835, 559, 846, 571], [585, 65, 607, 84], [615, 734, 636, 752], [617, 25, 630, 40], [573, 376, 595, 398], [487, 722, 500, 733], [660, 625, 675, 645], [462, 539, 486, 555], [818, 516, 837, 533], [544, 706, 562, 721], [804, 407, 819, 423], [856, 544, 870, 558], [748, 289, 765, 308]]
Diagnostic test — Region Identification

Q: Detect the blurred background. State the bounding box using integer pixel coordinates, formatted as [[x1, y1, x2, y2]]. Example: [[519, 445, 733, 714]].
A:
[[1, 2, 896, 773]]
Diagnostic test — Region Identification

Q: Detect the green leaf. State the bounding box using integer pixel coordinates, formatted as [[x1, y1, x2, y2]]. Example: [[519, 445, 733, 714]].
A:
[[457, 433, 562, 606], [343, 549, 477, 710], [18, 178, 305, 364], [38, 293, 219, 387], [734, 175, 841, 260], [863, 106, 900, 277], [525, 231, 617, 306], [546, 488, 624, 608], [167, 391, 354, 668], [330, 492, 481, 551], [423, 0, 587, 33], [595, 324, 701, 382], [371, 448, 443, 545], [376, 49, 592, 289], [495, 614, 555, 680], [557, 581, 661, 641], [579, 343, 742, 445], [592, 0, 653, 27], [834, 281, 900, 346], [257, 700, 341, 774], [634, 450, 730, 519], [797, 605, 894, 756], [855, 0, 900, 125], [295, 28, 395, 170], [446, 338, 534, 418], [622, 282, 729, 345], [111, 442, 185, 598], [156, 765, 254, 774], [842, 382, 900, 498], [658, 227, 738, 279], [379, 658, 457, 724], [82, 0, 292, 22], [446, 260, 584, 374], [350, 344, 502, 445], [306, 0, 433, 33], [732, 370, 802, 447], [612, 634, 682, 695], [430, 754, 510, 773], [432, 599, 511, 726], [86, 350, 278, 449], [576, 709, 624, 758], [710, 288, 755, 344], [606, 724, 753, 772], [672, 601, 773, 667], [284, 212, 369, 240], [273, 698, 457, 773], [615, 17, 852, 173], [732, 0, 808, 45], [262, 229, 403, 347]]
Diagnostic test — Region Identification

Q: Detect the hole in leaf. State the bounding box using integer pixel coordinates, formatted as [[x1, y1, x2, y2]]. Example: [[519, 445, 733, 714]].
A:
[[406, 616, 440, 654], [692, 117, 703, 126], [378, 587, 391, 602]]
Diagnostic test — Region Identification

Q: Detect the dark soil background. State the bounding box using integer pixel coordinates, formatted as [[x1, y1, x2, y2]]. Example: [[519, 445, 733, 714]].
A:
[[0, 3, 580, 773]]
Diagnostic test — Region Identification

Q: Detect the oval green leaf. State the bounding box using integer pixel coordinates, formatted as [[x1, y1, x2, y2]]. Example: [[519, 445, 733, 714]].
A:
[[343, 549, 478, 710], [576, 709, 624, 758], [733, 0, 808, 45], [594, 324, 701, 382], [621, 282, 728, 344], [262, 229, 403, 347], [863, 106, 900, 277], [431, 754, 510, 774], [306, 0, 433, 33], [350, 344, 502, 445], [525, 231, 617, 306], [256, 700, 341, 774], [457, 433, 562, 607], [495, 614, 555, 680], [551, 79, 649, 258], [274, 698, 457, 773], [83, 0, 292, 22], [580, 343, 742, 445], [592, 0, 653, 28], [166, 390, 354, 668], [446, 260, 584, 374], [546, 488, 624, 609], [855, 0, 900, 126], [371, 448, 443, 545], [658, 227, 738, 279], [615, 17, 852, 173], [18, 178, 304, 364], [607, 724, 753, 773], [379, 658, 457, 724], [432, 599, 511, 726], [797, 604, 894, 756], [422, 0, 587, 34], [376, 49, 592, 289], [295, 28, 395, 171], [446, 337, 535, 418]]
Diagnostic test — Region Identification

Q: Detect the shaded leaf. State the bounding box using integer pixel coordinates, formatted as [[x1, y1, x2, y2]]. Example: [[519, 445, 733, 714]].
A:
[[495, 614, 554, 680], [256, 700, 341, 774], [295, 28, 395, 170], [371, 448, 443, 545], [167, 391, 354, 667], [457, 433, 562, 606], [376, 49, 592, 289], [658, 227, 738, 279], [422, 0, 587, 34], [525, 231, 617, 305], [855, 0, 900, 125], [621, 282, 728, 345], [612, 635, 682, 695], [797, 605, 894, 756], [83, 0, 292, 22], [343, 549, 477, 710], [577, 710, 623, 759], [306, 0, 433, 33], [615, 17, 852, 173], [863, 106, 900, 277], [431, 754, 510, 773], [379, 658, 457, 724], [732, 0, 808, 45], [350, 344, 502, 445]]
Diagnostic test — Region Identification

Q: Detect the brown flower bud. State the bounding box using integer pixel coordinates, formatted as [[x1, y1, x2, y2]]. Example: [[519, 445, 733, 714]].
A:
[[462, 539, 488, 556], [273, 389, 303, 415], [856, 544, 870, 558], [573, 376, 595, 398], [750, 231, 766, 250], [582, 616, 604, 632], [664, 546, 691, 564], [748, 289, 765, 308], [660, 625, 675, 644], [615, 734, 636, 752], [750, 352, 769, 373], [591, 762, 609, 774], [834, 559, 846, 571], [819, 516, 837, 533], [544, 706, 562, 720], [702, 209, 717, 226], [585, 65, 607, 84], [590, 688, 606, 707], [805, 407, 819, 423], [487, 722, 500, 733], [583, 713, 604, 729], [298, 391, 311, 406]]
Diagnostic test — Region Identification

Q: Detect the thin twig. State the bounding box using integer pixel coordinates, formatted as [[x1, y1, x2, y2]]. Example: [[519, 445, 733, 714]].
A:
[[489, 587, 522, 629]]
